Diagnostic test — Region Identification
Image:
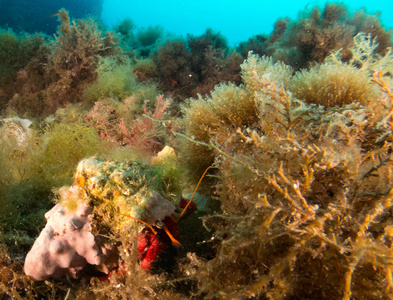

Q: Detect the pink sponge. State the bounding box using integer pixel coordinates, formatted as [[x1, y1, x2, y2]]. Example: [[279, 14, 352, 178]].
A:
[[24, 202, 101, 280]]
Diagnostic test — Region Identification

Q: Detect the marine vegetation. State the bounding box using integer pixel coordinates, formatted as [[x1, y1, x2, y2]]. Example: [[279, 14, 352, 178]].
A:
[[237, 18, 289, 58], [0, 29, 44, 85], [2, 3, 393, 300], [243, 3, 393, 70], [82, 56, 160, 111], [43, 9, 121, 113], [179, 33, 393, 299], [153, 29, 243, 102], [3, 9, 121, 117], [83, 94, 170, 158], [115, 18, 167, 58]]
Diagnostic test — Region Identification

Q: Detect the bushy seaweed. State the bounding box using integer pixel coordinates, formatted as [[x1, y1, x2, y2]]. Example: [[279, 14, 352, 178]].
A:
[[1, 3, 393, 300], [44, 9, 121, 113], [3, 9, 121, 118], [0, 28, 44, 85], [153, 29, 242, 102], [177, 34, 393, 299], [264, 3, 393, 70], [39, 122, 103, 183], [0, 29, 46, 115], [83, 57, 138, 103], [114, 19, 167, 58], [290, 62, 376, 107], [132, 57, 158, 82], [153, 40, 197, 99], [181, 84, 254, 177], [0, 119, 51, 260], [1, 120, 103, 222], [83, 56, 160, 109]]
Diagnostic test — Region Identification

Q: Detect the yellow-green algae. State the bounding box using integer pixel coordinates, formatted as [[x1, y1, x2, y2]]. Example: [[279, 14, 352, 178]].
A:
[[61, 157, 177, 237]]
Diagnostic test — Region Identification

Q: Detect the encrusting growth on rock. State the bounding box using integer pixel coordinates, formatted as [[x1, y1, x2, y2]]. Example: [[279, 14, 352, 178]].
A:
[[24, 154, 180, 280]]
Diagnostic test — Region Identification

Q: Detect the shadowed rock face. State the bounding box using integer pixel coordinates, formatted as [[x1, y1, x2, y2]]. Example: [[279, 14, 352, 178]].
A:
[[0, 0, 103, 35]]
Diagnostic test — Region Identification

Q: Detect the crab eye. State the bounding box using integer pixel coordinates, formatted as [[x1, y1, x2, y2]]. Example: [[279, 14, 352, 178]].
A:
[[155, 221, 164, 229]]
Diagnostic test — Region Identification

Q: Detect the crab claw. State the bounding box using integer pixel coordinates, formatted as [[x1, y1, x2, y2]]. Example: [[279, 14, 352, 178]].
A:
[[137, 216, 180, 270]]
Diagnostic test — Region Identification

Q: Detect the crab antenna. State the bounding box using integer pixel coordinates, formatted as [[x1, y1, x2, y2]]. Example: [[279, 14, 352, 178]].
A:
[[115, 211, 157, 235], [177, 166, 214, 222], [163, 224, 182, 247]]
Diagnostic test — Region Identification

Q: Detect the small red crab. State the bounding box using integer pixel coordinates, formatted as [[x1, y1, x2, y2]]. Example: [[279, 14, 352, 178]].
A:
[[100, 166, 212, 279], [136, 196, 199, 270], [137, 216, 180, 270]]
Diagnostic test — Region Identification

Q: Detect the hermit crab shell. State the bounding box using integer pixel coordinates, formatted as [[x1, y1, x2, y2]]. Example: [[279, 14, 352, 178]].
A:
[[135, 193, 175, 225], [73, 157, 176, 225]]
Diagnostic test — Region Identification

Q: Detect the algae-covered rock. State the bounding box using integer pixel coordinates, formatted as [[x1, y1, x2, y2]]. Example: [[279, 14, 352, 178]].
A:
[[72, 157, 175, 229], [24, 156, 177, 280]]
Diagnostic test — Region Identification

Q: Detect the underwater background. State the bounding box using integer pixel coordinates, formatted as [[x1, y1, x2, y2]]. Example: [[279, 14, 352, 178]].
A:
[[102, 0, 393, 46], [1, 0, 393, 299]]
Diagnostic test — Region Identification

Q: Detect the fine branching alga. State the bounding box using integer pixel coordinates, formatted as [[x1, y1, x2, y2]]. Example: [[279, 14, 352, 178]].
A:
[[180, 33, 393, 299]]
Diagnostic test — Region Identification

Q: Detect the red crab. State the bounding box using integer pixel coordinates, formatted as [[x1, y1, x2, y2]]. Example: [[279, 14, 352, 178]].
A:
[[99, 166, 212, 279], [136, 196, 199, 270]]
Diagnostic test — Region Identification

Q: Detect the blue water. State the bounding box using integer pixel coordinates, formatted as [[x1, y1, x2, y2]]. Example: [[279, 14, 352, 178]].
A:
[[102, 0, 393, 46]]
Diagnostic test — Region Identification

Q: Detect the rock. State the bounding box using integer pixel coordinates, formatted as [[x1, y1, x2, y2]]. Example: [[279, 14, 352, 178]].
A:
[[24, 157, 178, 280]]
